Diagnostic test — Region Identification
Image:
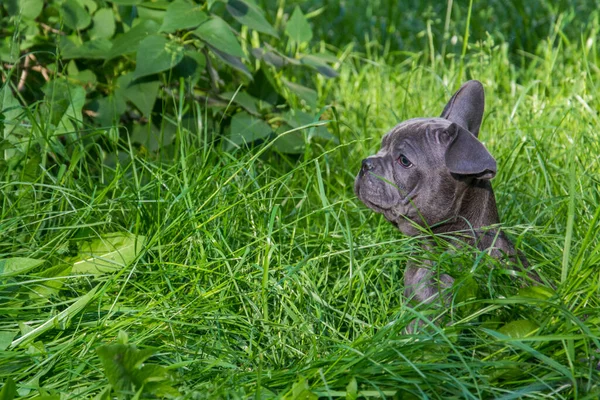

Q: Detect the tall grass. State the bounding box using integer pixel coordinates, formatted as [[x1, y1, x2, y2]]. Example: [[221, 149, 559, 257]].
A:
[[2, 2, 600, 398]]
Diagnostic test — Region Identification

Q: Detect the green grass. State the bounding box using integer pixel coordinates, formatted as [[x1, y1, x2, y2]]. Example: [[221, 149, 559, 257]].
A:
[[2, 6, 600, 399]]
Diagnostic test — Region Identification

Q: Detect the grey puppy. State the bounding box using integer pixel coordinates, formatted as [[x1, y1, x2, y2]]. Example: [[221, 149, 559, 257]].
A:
[[354, 80, 540, 306]]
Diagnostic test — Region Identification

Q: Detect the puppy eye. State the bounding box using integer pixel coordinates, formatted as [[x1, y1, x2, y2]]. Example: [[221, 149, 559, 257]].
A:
[[397, 154, 413, 168]]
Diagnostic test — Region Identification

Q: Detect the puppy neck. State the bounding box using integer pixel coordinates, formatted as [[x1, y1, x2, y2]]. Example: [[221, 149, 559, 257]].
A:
[[432, 178, 501, 238]]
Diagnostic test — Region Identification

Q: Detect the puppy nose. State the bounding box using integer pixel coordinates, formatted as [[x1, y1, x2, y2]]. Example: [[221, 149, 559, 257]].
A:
[[362, 158, 375, 171]]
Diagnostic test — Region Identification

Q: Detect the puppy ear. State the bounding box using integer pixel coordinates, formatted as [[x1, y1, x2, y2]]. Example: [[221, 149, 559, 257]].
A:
[[443, 123, 496, 179], [440, 80, 485, 137]]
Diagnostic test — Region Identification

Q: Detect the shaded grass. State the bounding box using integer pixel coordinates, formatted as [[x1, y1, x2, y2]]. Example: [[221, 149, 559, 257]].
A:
[[2, 7, 600, 400]]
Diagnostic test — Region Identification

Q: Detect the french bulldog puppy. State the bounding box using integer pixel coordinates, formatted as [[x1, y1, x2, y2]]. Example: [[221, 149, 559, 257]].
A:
[[354, 80, 540, 306]]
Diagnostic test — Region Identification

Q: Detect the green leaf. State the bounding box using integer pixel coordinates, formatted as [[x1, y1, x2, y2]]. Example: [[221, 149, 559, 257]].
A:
[[193, 17, 244, 58], [137, 5, 166, 22], [130, 122, 175, 152], [28, 264, 72, 300], [42, 78, 86, 127], [210, 46, 251, 79], [206, 0, 219, 9], [246, 68, 281, 105], [282, 78, 316, 108], [23, 151, 41, 182], [172, 51, 206, 84], [70, 233, 146, 274], [220, 91, 259, 115], [282, 109, 334, 142], [21, 0, 43, 19], [58, 80, 86, 126], [0, 377, 17, 400], [300, 54, 339, 78], [67, 59, 79, 75], [18, 19, 40, 51], [0, 80, 23, 143], [252, 47, 284, 68], [283, 378, 318, 400], [96, 342, 177, 397], [160, 0, 208, 32], [60, 36, 112, 59], [81, 0, 98, 14], [93, 386, 111, 400], [516, 286, 555, 300], [117, 73, 160, 117], [69, 69, 97, 87], [6, 0, 43, 19], [226, 0, 278, 37], [0, 331, 18, 351], [109, 0, 142, 4], [454, 276, 479, 315], [137, 364, 179, 397], [95, 94, 127, 126], [117, 330, 129, 345], [252, 46, 299, 69], [132, 35, 184, 79], [11, 285, 99, 348], [108, 19, 160, 60], [90, 8, 116, 39], [497, 319, 539, 338], [138, 2, 169, 10], [345, 377, 358, 400], [0, 258, 45, 278], [272, 124, 305, 154], [60, 0, 92, 30], [4, 0, 18, 15], [0, 36, 19, 63], [273, 109, 334, 154], [285, 6, 312, 44], [227, 111, 272, 148], [96, 343, 156, 390]]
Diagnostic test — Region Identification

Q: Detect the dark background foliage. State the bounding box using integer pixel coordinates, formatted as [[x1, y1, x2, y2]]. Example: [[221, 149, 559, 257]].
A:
[[1, 0, 339, 166]]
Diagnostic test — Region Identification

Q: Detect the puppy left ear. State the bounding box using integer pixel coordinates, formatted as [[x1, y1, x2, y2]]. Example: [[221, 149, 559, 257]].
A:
[[443, 123, 497, 179], [440, 80, 485, 137]]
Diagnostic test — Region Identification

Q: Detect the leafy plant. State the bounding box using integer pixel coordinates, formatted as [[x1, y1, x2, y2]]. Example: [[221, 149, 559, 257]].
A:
[[69, 232, 146, 274], [96, 331, 178, 398], [1, 231, 145, 351], [1, 0, 339, 156], [0, 378, 17, 400]]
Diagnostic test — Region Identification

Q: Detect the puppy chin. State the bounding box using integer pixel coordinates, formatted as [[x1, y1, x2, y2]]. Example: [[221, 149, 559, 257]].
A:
[[355, 176, 418, 231], [382, 207, 421, 236], [392, 217, 422, 236], [356, 191, 396, 215], [358, 194, 419, 236]]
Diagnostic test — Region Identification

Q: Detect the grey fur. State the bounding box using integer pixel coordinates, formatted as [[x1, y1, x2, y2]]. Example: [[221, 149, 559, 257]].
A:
[[354, 80, 540, 308]]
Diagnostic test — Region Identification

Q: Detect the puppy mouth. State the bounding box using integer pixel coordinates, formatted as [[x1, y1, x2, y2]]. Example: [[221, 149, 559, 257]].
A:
[[357, 179, 419, 218]]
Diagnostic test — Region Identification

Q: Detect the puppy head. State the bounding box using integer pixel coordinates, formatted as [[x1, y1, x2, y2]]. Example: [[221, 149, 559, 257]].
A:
[[354, 80, 497, 235]]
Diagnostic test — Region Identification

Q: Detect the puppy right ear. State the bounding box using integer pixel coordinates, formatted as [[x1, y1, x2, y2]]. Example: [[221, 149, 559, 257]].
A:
[[443, 123, 496, 179], [440, 80, 485, 137]]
